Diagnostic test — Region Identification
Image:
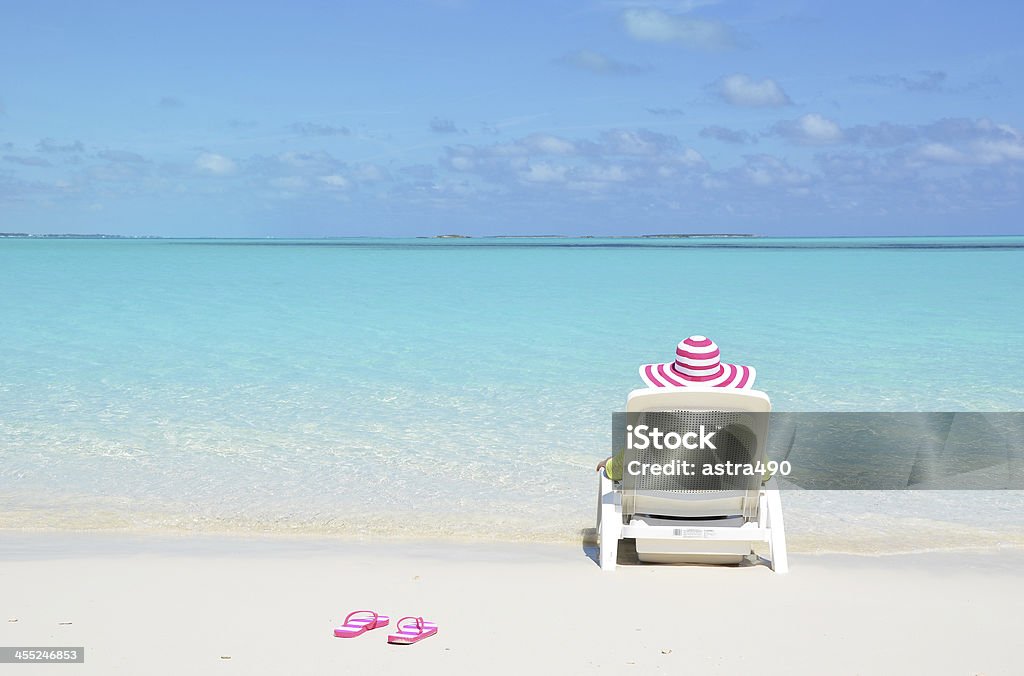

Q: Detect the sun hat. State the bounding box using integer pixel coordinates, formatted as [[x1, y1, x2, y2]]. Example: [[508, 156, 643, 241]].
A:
[[639, 335, 756, 389]]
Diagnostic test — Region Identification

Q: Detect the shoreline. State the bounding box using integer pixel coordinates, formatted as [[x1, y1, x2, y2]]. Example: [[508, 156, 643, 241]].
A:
[[5, 471, 1024, 558], [3, 532, 1022, 675], [4, 529, 1024, 566], [5, 527, 1024, 555]]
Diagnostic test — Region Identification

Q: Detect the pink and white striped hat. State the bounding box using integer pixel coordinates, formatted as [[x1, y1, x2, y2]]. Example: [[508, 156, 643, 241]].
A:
[[639, 336, 756, 389]]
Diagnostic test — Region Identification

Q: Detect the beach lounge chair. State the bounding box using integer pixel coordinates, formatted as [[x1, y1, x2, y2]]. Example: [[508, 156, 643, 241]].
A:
[[596, 387, 788, 573]]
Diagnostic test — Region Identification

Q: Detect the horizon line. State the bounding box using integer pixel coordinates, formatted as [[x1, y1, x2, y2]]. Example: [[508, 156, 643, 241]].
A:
[[3, 232, 1024, 241]]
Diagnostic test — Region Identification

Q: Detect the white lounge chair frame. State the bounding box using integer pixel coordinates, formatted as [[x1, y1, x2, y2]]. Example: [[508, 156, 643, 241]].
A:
[[596, 388, 788, 573]]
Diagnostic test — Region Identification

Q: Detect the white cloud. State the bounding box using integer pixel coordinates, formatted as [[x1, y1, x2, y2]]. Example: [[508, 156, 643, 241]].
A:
[[449, 156, 475, 171], [320, 174, 351, 189], [598, 129, 673, 156], [772, 113, 844, 145], [195, 152, 236, 175], [741, 155, 812, 187], [678, 148, 707, 166], [440, 127, 705, 193], [796, 113, 843, 144], [623, 8, 733, 50], [716, 74, 791, 107], [915, 138, 1024, 165], [521, 163, 568, 183], [584, 165, 630, 182], [972, 138, 1024, 163], [523, 134, 577, 155], [915, 143, 965, 164]]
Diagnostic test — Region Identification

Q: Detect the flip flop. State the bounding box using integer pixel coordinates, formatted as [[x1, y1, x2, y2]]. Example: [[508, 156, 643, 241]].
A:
[[333, 610, 390, 638], [387, 616, 438, 645]]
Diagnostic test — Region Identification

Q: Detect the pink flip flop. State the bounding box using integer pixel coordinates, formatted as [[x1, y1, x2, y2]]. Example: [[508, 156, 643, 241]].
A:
[[387, 616, 438, 645], [333, 610, 390, 638]]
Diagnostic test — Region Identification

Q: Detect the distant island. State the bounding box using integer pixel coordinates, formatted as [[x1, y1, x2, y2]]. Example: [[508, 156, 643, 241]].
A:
[[485, 233, 757, 239], [638, 233, 756, 238], [2, 232, 759, 240], [0, 233, 159, 239]]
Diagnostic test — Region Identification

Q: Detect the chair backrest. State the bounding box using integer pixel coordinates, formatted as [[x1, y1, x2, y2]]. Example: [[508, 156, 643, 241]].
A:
[[621, 387, 772, 519]]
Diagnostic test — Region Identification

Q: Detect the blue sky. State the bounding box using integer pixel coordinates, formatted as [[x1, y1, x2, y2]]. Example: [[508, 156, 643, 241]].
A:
[[1, 1, 1022, 236]]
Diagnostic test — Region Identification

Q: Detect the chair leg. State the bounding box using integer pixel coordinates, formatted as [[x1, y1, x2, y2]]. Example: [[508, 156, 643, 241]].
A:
[[765, 488, 789, 574], [598, 470, 620, 571], [599, 520, 618, 571]]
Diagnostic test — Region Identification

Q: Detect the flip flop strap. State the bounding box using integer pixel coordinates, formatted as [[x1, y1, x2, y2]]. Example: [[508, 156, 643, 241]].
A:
[[343, 609, 378, 625], [395, 616, 424, 634]]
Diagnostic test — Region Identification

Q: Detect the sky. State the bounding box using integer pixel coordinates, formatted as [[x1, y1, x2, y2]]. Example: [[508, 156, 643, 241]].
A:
[[1, 0, 1022, 237]]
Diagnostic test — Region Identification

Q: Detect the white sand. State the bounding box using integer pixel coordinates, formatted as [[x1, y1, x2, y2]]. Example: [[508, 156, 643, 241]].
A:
[[2, 533, 1021, 675]]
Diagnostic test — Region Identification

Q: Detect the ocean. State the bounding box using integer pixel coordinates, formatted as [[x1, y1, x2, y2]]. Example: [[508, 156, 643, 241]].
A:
[[2, 236, 1023, 551]]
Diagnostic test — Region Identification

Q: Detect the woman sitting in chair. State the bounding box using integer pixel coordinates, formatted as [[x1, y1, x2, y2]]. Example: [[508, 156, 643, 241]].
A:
[[596, 335, 757, 480]]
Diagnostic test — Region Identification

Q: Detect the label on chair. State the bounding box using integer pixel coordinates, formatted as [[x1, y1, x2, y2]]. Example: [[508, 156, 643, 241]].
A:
[[673, 528, 719, 538]]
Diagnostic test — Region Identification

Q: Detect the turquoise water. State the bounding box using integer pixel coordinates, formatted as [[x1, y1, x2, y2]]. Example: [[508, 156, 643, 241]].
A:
[[2, 237, 1023, 550]]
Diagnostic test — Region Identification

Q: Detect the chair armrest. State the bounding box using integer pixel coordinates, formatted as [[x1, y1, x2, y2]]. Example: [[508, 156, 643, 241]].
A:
[[597, 466, 621, 487]]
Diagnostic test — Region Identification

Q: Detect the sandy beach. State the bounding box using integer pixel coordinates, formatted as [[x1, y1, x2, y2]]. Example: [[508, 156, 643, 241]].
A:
[[4, 0, 1024, 673], [2, 533, 1021, 675]]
